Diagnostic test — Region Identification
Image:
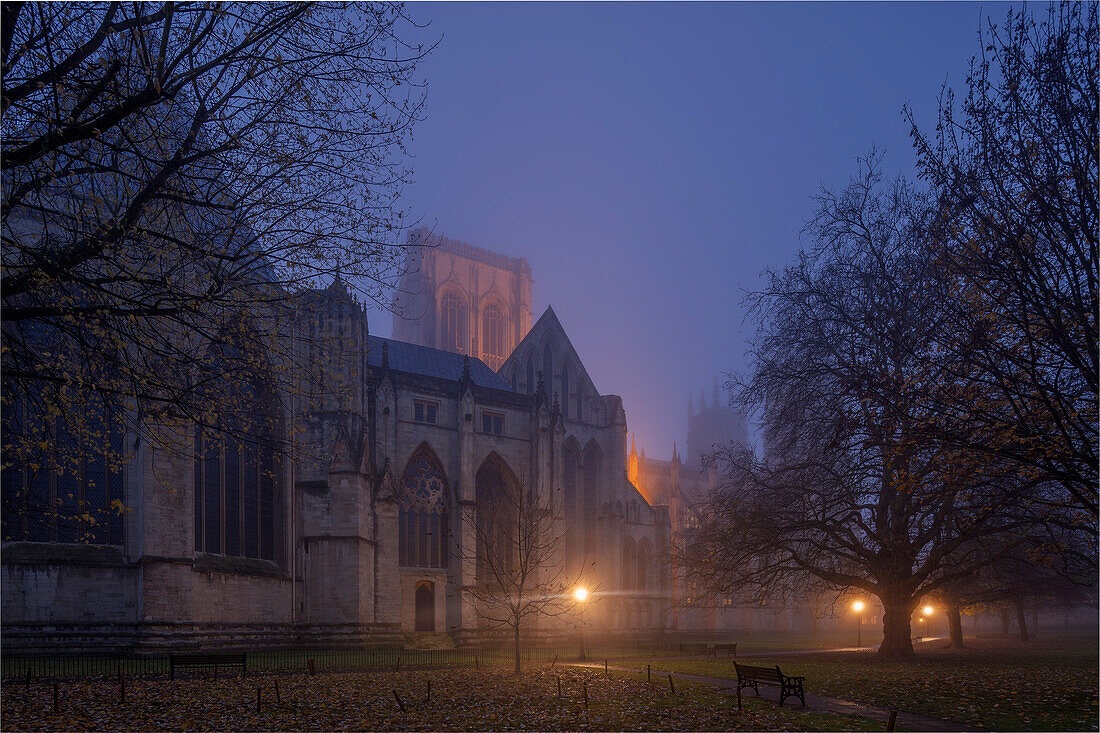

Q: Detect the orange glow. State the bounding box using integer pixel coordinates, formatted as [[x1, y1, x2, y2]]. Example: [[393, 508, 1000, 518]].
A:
[[852, 600, 865, 613]]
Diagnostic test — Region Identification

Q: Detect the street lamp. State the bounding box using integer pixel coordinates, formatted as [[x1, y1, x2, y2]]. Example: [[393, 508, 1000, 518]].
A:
[[852, 600, 865, 647], [918, 616, 925, 641], [574, 587, 589, 661], [921, 604, 935, 639]]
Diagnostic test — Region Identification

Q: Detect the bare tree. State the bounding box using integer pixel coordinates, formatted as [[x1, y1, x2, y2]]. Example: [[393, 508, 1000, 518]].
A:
[[463, 471, 585, 675], [686, 157, 1034, 658], [906, 3, 1098, 519], [1, 3, 433, 536]]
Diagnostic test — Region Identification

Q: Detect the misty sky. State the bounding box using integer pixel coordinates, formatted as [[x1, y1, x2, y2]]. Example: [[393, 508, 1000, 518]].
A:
[[370, 1, 1015, 459]]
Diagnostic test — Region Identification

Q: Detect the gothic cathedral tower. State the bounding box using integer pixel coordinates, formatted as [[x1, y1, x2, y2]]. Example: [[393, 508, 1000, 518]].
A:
[[391, 228, 533, 371]]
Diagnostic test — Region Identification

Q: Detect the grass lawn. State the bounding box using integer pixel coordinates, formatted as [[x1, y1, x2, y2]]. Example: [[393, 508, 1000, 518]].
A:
[[630, 635, 1099, 731], [1, 665, 887, 731]]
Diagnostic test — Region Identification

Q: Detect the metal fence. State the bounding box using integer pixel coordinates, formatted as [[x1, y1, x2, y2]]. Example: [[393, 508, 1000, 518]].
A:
[[1, 635, 730, 681]]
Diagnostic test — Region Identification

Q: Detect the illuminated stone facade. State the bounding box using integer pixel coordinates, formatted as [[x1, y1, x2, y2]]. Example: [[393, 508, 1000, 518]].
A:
[[3, 235, 673, 653], [392, 228, 533, 371]]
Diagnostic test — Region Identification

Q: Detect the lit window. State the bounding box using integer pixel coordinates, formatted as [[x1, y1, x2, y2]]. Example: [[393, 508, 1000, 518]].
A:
[[481, 411, 504, 435], [440, 291, 467, 353], [482, 304, 504, 369], [414, 400, 438, 425]]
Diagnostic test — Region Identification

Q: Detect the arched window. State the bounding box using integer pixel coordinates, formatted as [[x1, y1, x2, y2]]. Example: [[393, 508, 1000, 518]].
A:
[[637, 539, 652, 592], [525, 355, 535, 395], [561, 365, 570, 418], [399, 450, 448, 568], [476, 460, 515, 581], [622, 537, 636, 591], [542, 342, 553, 394], [191, 375, 284, 562], [481, 303, 504, 368], [563, 442, 579, 523], [2, 393, 125, 545], [440, 291, 467, 353], [575, 382, 584, 422], [583, 442, 601, 559]]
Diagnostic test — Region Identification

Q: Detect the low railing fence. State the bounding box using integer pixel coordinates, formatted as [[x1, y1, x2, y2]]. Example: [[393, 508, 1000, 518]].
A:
[[1, 633, 736, 681]]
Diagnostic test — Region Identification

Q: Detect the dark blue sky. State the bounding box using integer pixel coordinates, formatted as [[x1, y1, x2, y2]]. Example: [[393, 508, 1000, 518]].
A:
[[375, 2, 1014, 458]]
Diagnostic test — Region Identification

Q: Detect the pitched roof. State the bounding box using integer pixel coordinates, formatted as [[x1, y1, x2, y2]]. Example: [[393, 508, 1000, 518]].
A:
[[368, 336, 512, 391]]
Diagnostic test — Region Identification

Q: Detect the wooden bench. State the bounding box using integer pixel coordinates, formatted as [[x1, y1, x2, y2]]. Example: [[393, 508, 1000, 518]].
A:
[[169, 653, 247, 680], [733, 662, 805, 708], [708, 642, 737, 657]]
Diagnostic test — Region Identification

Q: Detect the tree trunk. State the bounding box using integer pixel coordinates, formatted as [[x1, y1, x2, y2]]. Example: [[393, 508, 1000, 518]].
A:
[[1015, 600, 1030, 642], [946, 603, 965, 649], [999, 607, 1011, 635], [878, 594, 915, 658], [513, 624, 522, 675]]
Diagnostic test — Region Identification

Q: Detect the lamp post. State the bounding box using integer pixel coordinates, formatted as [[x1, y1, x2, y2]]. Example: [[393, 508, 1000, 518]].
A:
[[574, 587, 589, 661], [852, 600, 865, 647], [921, 604, 935, 640]]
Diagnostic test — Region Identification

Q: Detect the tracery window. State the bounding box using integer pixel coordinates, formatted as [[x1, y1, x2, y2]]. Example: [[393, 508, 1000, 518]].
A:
[[542, 343, 553, 393], [561, 365, 570, 418], [399, 451, 448, 568], [193, 377, 283, 563], [440, 291, 467, 353], [525, 355, 535, 395], [481, 304, 504, 369], [1, 393, 125, 545], [476, 461, 515, 581]]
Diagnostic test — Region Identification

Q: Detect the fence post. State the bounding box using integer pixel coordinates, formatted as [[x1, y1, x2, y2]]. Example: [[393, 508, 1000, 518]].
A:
[[274, 678, 281, 703], [887, 710, 898, 732], [308, 659, 316, 676], [53, 682, 60, 713], [392, 689, 407, 713], [667, 674, 675, 694]]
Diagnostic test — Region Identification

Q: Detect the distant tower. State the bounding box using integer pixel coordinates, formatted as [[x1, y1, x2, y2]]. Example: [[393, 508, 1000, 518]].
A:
[[685, 378, 748, 469], [392, 227, 533, 370]]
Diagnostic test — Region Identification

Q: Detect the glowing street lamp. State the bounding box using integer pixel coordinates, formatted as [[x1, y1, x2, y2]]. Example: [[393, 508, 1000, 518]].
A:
[[574, 587, 590, 661], [922, 604, 935, 616], [852, 600, 865, 647]]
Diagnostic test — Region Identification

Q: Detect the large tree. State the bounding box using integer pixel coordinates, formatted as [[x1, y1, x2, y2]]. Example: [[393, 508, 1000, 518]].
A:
[[906, 2, 1098, 519], [1, 3, 431, 532], [688, 158, 1033, 658]]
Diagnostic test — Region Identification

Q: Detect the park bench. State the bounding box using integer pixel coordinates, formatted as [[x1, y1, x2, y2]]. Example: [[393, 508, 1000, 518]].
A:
[[169, 653, 247, 680], [733, 661, 805, 708], [708, 642, 737, 657]]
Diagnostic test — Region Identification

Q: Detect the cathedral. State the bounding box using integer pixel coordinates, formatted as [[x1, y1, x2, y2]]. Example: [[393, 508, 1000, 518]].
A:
[[2, 228, 687, 653]]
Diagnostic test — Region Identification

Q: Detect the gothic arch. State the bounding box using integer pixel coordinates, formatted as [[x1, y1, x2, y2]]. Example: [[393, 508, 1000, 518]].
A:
[[438, 284, 469, 354], [622, 536, 636, 591], [637, 537, 653, 592], [525, 351, 536, 395], [398, 443, 450, 569], [475, 453, 520, 582], [540, 335, 555, 395], [560, 362, 570, 417], [581, 440, 602, 558], [479, 294, 507, 370]]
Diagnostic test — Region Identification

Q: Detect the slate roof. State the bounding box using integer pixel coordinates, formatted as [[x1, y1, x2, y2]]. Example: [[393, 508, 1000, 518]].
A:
[[367, 336, 512, 391]]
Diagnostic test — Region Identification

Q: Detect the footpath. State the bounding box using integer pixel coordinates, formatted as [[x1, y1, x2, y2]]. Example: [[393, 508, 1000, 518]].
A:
[[565, 642, 983, 732]]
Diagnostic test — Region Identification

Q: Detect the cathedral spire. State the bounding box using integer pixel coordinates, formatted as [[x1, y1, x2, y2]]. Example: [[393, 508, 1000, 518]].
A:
[[630, 433, 637, 457], [712, 378, 720, 409]]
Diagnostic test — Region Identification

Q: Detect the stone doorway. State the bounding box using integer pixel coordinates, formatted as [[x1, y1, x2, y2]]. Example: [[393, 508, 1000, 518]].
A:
[[415, 582, 435, 632]]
